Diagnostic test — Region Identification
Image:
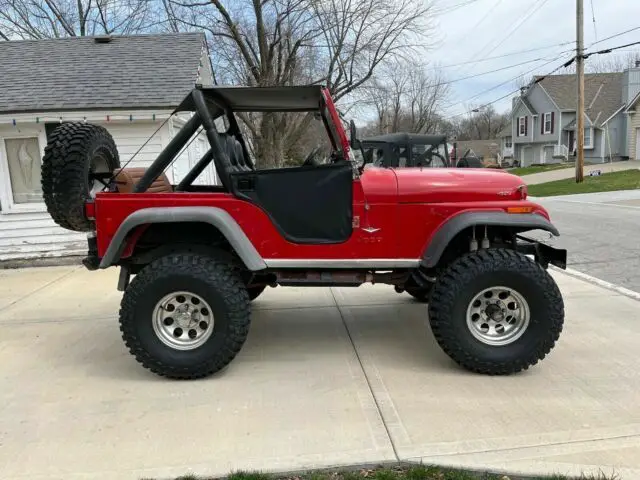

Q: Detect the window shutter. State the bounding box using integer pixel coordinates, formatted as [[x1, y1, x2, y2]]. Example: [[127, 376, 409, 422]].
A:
[[541, 114, 545, 134], [551, 112, 555, 134], [525, 116, 528, 136]]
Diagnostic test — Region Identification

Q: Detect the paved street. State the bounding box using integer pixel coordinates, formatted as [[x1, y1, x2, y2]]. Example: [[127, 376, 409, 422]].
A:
[[531, 189, 640, 293], [1, 266, 640, 479]]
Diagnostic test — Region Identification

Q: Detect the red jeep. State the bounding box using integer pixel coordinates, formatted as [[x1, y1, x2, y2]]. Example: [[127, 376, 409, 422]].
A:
[[42, 85, 566, 379]]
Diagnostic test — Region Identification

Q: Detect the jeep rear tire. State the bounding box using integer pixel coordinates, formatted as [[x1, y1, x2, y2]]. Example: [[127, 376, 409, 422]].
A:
[[42, 122, 120, 232], [428, 249, 564, 375], [119, 253, 251, 379]]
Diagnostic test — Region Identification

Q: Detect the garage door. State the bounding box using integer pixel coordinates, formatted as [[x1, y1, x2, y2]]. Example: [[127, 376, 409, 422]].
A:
[[544, 146, 554, 164], [522, 147, 534, 166]]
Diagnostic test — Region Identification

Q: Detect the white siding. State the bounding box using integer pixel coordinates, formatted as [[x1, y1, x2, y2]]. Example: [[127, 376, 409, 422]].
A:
[[0, 115, 215, 261], [628, 112, 640, 160], [106, 121, 167, 170]]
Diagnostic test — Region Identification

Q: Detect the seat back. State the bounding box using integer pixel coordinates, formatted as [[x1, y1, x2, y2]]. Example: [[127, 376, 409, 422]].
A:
[[114, 168, 173, 193]]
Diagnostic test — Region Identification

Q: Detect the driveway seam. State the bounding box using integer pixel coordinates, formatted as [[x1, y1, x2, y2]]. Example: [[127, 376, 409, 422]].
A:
[[329, 288, 401, 462], [551, 265, 640, 301], [2, 266, 81, 311]]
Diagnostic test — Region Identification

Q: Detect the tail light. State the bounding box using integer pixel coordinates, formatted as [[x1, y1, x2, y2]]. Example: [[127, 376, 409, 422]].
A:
[[84, 201, 95, 220]]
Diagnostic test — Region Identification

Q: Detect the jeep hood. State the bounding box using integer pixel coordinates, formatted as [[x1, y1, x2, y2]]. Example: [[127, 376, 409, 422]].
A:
[[393, 168, 527, 203]]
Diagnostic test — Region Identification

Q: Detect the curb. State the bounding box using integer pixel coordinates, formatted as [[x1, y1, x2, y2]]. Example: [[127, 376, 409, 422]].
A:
[[0, 255, 83, 270], [550, 265, 640, 302]]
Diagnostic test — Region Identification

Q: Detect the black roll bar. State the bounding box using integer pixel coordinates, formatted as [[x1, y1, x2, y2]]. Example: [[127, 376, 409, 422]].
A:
[[191, 89, 235, 190], [133, 110, 202, 193], [175, 149, 214, 191]]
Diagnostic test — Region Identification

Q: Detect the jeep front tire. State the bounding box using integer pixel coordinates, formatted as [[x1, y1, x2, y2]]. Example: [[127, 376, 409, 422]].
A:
[[427, 249, 564, 375], [119, 253, 251, 379]]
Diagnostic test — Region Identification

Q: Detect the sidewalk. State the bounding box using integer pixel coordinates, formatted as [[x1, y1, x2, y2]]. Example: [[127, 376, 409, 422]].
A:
[[523, 160, 640, 185], [1, 265, 639, 479]]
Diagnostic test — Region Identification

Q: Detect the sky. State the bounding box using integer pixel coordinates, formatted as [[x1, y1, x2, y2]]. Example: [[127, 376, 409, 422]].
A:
[[427, 0, 640, 118]]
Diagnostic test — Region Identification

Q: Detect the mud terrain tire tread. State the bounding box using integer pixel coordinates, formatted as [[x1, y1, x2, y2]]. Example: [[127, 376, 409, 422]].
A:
[[42, 122, 119, 232], [428, 248, 564, 375], [119, 253, 251, 379]]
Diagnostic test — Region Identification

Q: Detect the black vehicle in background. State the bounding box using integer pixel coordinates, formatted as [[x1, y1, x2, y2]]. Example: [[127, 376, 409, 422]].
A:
[[360, 133, 453, 169]]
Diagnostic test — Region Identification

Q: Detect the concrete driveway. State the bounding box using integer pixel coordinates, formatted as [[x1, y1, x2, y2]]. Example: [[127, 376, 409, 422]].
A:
[[1, 266, 640, 479]]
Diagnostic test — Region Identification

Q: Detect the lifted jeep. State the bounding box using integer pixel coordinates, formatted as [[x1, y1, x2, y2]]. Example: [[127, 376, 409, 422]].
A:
[[42, 85, 566, 379]]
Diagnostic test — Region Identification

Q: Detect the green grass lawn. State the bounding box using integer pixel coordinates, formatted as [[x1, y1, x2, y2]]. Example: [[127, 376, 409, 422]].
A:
[[508, 163, 574, 176], [527, 169, 640, 197], [165, 464, 618, 480]]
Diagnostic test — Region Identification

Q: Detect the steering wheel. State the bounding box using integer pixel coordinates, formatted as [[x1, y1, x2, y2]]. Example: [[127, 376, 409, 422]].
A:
[[302, 146, 323, 166]]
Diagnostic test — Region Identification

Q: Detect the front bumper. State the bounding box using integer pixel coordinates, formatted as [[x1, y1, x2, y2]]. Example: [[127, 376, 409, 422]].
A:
[[515, 234, 567, 269]]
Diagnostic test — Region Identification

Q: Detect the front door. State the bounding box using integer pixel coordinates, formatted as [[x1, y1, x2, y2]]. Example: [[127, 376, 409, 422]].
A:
[[568, 130, 576, 155]]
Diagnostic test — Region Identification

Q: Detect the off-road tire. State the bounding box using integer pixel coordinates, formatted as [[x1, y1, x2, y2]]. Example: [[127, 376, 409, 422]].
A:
[[42, 122, 120, 232], [247, 285, 266, 301], [428, 249, 564, 375], [119, 253, 251, 379]]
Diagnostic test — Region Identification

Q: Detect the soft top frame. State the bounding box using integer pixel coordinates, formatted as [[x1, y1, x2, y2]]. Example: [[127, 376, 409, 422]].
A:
[[174, 85, 327, 114]]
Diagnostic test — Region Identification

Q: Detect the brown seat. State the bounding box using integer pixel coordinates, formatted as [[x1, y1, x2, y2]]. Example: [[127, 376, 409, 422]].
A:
[[113, 168, 173, 193]]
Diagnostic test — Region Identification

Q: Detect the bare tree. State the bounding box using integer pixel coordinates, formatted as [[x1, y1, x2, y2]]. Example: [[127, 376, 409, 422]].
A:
[[440, 105, 509, 141], [585, 50, 640, 73], [164, 0, 434, 167], [0, 0, 161, 39], [361, 61, 449, 135]]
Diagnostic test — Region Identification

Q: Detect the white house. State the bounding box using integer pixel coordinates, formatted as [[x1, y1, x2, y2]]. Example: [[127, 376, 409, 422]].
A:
[[0, 32, 217, 262]]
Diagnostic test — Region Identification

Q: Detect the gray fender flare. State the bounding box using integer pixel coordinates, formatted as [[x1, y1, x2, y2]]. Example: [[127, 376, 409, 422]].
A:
[[421, 211, 560, 268], [98, 206, 267, 271]]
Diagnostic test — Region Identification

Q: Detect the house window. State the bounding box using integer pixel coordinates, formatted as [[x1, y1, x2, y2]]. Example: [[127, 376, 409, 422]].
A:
[[518, 117, 527, 136], [543, 112, 553, 134], [3, 137, 43, 204], [584, 127, 593, 148]]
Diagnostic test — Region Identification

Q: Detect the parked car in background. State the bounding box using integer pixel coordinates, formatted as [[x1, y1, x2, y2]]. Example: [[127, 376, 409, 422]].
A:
[[361, 133, 451, 168]]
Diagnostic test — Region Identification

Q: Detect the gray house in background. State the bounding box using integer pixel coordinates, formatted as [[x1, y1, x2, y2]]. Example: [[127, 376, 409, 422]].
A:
[[504, 63, 640, 166]]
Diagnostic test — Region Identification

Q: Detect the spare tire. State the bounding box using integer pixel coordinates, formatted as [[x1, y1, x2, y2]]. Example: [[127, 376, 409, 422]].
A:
[[42, 122, 120, 232]]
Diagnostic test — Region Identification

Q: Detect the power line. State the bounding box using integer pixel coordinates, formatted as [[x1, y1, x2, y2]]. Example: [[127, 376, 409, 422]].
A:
[[583, 39, 640, 59], [435, 41, 573, 69], [457, 0, 549, 74], [463, 0, 503, 35], [481, 0, 551, 60], [446, 39, 640, 119], [448, 54, 577, 118], [432, 57, 552, 87], [588, 26, 640, 48], [446, 48, 574, 107], [434, 0, 483, 15], [589, 0, 598, 42]]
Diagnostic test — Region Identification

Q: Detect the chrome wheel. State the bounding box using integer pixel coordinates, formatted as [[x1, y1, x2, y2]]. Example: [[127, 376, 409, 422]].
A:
[[153, 291, 214, 350], [466, 286, 530, 346]]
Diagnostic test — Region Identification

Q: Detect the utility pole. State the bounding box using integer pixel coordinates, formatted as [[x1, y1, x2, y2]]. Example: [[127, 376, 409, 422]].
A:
[[575, 0, 585, 183]]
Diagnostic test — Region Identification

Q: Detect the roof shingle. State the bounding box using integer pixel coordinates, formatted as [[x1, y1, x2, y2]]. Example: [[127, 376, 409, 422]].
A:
[[535, 72, 624, 126], [0, 33, 207, 114]]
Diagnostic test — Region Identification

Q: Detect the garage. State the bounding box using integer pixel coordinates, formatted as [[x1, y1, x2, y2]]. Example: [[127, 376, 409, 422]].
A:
[[521, 146, 534, 166], [544, 146, 554, 163]]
